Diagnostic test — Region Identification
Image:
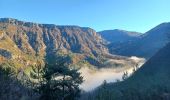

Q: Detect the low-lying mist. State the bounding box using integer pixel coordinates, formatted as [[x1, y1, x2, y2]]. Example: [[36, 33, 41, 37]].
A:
[[79, 56, 145, 91]]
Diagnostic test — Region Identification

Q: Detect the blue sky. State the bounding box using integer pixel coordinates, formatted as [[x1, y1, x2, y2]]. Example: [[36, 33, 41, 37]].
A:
[[0, 0, 170, 33]]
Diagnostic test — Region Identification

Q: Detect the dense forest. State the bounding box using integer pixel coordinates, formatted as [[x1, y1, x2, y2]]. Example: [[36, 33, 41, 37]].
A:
[[0, 57, 83, 100]]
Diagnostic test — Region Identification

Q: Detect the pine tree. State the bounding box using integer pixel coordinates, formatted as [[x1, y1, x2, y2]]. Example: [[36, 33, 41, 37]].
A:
[[122, 71, 128, 80], [39, 59, 83, 100]]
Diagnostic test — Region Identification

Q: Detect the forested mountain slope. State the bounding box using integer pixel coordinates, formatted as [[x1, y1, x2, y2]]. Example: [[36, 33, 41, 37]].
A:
[[108, 22, 170, 59]]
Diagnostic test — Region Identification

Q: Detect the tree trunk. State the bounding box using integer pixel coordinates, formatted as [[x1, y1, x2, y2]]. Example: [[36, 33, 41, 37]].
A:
[[62, 74, 65, 100]]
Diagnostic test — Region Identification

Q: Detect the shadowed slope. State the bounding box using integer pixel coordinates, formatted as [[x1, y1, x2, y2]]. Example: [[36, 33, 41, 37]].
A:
[[109, 22, 170, 59], [86, 43, 170, 100], [98, 29, 141, 43]]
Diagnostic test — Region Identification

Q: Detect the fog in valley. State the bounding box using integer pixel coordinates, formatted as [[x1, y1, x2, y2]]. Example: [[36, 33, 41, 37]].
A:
[[79, 56, 145, 91]]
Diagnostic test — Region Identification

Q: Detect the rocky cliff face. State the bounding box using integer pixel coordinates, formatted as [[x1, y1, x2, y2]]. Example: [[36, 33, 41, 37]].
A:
[[0, 18, 144, 79], [0, 18, 107, 57], [0, 18, 111, 69]]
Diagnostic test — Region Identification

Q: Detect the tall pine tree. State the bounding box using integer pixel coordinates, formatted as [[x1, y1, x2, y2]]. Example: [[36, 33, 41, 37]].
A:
[[39, 59, 83, 100]]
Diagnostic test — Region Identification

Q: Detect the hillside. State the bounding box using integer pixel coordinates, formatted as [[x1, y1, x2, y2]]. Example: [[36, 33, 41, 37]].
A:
[[0, 66, 39, 100], [0, 18, 106, 66], [98, 29, 141, 43], [0, 18, 107, 56], [86, 42, 170, 100], [108, 22, 170, 59], [0, 18, 144, 81]]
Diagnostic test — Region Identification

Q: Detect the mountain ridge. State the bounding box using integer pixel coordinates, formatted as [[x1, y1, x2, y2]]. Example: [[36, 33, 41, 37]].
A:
[[108, 22, 170, 59], [0, 18, 107, 56], [0, 18, 143, 78], [98, 29, 141, 43]]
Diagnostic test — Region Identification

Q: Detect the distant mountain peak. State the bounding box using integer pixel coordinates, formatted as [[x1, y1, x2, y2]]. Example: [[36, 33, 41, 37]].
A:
[[145, 22, 170, 34], [98, 29, 141, 43], [108, 22, 170, 59]]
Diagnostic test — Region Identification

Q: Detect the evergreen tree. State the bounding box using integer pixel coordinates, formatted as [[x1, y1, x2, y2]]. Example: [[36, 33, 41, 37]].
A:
[[122, 71, 128, 80], [39, 60, 83, 100]]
